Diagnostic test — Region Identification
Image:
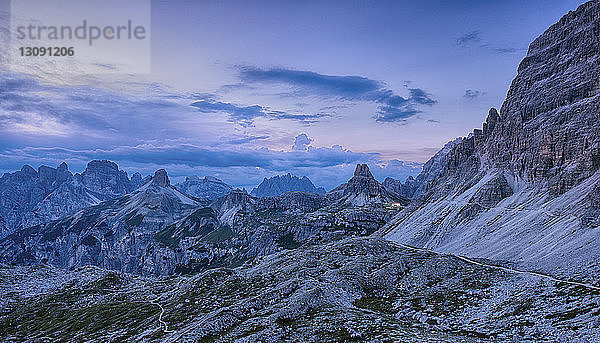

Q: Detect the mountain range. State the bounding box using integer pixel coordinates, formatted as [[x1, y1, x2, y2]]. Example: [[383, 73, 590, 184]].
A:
[[0, 160, 147, 238], [1, 2, 600, 341], [0, 163, 404, 275]]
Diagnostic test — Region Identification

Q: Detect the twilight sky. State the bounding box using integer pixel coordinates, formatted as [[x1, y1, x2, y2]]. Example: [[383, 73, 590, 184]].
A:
[[0, 0, 584, 190]]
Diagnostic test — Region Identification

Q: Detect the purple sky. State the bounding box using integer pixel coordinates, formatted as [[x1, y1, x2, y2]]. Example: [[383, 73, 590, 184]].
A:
[[0, 0, 585, 189]]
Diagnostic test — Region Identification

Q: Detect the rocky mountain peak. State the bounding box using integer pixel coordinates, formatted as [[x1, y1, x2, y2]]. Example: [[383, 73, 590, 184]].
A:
[[151, 169, 170, 187], [84, 160, 119, 173], [80, 159, 133, 195], [346, 164, 383, 195], [56, 162, 72, 183], [20, 165, 36, 176], [250, 173, 324, 197], [483, 107, 501, 136], [35, 163, 73, 186], [38, 165, 57, 180], [353, 164, 373, 178], [328, 163, 404, 206], [130, 172, 143, 186]]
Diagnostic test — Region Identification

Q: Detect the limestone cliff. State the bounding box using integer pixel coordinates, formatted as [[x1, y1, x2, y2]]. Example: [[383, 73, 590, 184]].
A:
[[384, 1, 600, 280]]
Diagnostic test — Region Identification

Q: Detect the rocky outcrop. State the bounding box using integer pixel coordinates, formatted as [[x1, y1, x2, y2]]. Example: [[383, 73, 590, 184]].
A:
[[328, 164, 406, 206], [353, 164, 372, 178], [175, 176, 233, 201], [383, 176, 417, 199], [250, 173, 325, 197], [78, 160, 135, 196], [151, 169, 170, 187], [211, 189, 256, 225], [457, 173, 514, 221], [468, 173, 513, 209], [483, 108, 500, 137]]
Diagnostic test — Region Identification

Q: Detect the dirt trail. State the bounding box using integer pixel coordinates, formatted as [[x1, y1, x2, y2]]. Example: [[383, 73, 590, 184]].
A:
[[389, 241, 600, 291]]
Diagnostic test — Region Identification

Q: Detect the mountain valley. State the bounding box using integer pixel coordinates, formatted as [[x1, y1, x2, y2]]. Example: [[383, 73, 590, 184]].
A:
[[1, 1, 600, 342]]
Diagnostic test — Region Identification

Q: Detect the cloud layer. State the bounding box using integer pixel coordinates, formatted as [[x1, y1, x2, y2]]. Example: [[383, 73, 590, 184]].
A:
[[456, 31, 482, 47], [0, 71, 425, 189], [191, 97, 329, 126], [463, 89, 485, 99], [456, 30, 525, 55], [0, 71, 187, 140], [237, 67, 436, 123], [291, 133, 312, 151], [0, 139, 422, 190]]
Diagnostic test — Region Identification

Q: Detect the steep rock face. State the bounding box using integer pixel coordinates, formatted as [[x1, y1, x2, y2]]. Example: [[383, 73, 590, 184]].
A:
[[77, 160, 135, 196], [151, 169, 170, 187], [485, 2, 600, 193], [456, 174, 514, 221], [175, 175, 233, 201], [354, 164, 372, 177], [250, 173, 325, 197], [468, 173, 513, 208], [459, 1, 600, 194], [0, 164, 74, 237], [211, 189, 257, 225], [383, 138, 461, 199], [384, 1, 600, 278]]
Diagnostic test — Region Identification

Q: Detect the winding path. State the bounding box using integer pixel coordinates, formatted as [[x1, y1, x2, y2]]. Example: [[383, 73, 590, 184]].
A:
[[150, 299, 173, 333], [389, 241, 600, 291]]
